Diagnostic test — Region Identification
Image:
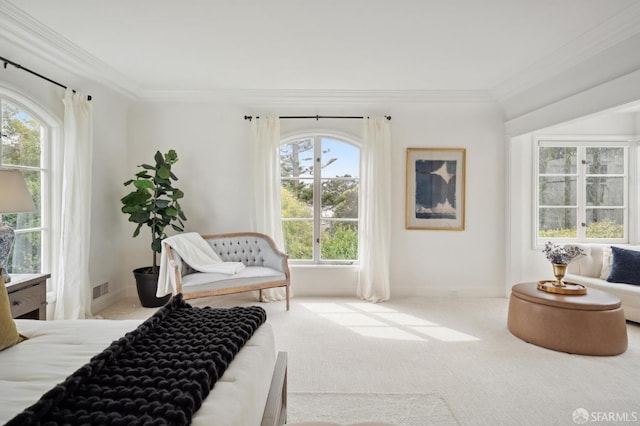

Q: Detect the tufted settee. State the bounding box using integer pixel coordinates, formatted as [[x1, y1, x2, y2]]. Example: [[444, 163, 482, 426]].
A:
[[564, 244, 640, 323], [165, 232, 290, 310]]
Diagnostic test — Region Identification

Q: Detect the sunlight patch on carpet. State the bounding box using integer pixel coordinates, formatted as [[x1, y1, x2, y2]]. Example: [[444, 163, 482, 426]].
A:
[[300, 302, 480, 343]]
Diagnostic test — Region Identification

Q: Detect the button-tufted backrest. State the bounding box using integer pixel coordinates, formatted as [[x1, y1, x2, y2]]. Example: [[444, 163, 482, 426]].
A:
[[203, 232, 286, 271], [206, 235, 269, 266]]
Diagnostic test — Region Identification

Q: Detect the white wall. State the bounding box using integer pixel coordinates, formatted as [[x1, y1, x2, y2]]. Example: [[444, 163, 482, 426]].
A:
[[507, 110, 639, 295], [126, 100, 506, 298], [0, 52, 132, 314]]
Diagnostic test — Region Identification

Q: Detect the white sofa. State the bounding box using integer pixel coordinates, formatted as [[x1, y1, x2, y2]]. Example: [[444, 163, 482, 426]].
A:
[[165, 232, 290, 310], [564, 244, 640, 323]]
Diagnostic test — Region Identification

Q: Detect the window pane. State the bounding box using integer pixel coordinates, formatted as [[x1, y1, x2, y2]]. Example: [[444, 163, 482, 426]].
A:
[[321, 178, 358, 218], [321, 138, 359, 178], [1, 100, 42, 167], [539, 177, 576, 206], [586, 147, 624, 174], [8, 231, 41, 273], [586, 177, 624, 206], [320, 221, 358, 260], [282, 220, 313, 260], [0, 171, 40, 230], [281, 181, 313, 218], [539, 208, 577, 238], [585, 209, 624, 238], [280, 139, 314, 178], [539, 147, 576, 174]]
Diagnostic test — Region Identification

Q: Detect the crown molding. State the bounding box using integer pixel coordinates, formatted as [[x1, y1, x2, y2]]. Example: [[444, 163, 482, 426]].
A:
[[0, 1, 139, 99], [493, 2, 640, 102], [7, 0, 635, 106], [0, 0, 495, 107], [0, 0, 494, 106], [136, 88, 496, 104]]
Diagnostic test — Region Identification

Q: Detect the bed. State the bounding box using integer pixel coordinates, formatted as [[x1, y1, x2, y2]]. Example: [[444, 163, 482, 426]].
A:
[[0, 296, 287, 426]]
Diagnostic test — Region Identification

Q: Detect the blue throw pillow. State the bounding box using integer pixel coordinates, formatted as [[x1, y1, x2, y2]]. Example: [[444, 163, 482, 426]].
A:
[[607, 246, 640, 285]]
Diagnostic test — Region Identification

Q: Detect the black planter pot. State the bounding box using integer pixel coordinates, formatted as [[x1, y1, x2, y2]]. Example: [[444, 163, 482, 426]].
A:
[[133, 267, 171, 308]]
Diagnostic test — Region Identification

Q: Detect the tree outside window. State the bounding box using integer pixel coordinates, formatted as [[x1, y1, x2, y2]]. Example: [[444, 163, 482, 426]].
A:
[[280, 135, 359, 263]]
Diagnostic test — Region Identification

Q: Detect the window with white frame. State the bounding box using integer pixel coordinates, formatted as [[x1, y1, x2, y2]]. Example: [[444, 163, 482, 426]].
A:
[[536, 139, 629, 244], [0, 96, 49, 275], [280, 134, 359, 264]]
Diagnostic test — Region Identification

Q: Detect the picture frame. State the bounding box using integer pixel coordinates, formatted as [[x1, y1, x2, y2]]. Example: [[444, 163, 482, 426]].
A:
[[405, 148, 466, 230]]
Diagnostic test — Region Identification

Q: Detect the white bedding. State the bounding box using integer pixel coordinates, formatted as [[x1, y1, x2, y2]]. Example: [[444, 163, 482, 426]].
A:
[[0, 318, 275, 426]]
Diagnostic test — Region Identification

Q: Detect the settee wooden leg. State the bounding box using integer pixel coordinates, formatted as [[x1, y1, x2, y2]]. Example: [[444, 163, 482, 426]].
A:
[[286, 286, 290, 311]]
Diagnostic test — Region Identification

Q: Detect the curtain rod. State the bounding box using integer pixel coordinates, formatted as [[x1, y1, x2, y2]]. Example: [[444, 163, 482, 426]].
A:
[[1, 55, 92, 101], [244, 115, 391, 121]]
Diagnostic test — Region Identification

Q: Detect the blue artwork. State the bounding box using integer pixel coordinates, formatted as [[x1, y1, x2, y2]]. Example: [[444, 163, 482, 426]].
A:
[[414, 160, 457, 219]]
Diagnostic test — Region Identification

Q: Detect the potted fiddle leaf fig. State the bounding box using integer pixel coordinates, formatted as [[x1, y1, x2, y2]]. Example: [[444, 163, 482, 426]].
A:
[[121, 149, 187, 307]]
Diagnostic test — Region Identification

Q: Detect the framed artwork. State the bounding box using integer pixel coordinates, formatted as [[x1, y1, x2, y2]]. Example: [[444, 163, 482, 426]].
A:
[[405, 148, 466, 230]]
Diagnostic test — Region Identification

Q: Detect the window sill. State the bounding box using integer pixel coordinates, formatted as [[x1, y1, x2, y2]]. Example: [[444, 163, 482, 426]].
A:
[[290, 263, 359, 270]]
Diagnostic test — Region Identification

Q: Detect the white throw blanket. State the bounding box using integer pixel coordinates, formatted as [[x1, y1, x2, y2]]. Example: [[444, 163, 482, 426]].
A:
[[156, 232, 245, 297]]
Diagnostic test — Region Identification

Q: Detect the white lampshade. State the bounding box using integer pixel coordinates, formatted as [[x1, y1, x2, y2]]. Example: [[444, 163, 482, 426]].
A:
[[0, 170, 35, 214], [0, 169, 35, 282]]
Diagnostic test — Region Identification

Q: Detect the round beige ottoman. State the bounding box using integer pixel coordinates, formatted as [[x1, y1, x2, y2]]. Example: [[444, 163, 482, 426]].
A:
[[507, 282, 628, 356]]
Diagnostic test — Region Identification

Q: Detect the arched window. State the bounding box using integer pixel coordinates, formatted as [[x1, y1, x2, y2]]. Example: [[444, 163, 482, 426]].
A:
[[0, 93, 52, 276], [280, 134, 360, 264]]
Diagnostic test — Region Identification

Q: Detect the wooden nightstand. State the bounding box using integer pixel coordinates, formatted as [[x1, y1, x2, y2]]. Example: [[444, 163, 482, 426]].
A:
[[6, 273, 50, 320]]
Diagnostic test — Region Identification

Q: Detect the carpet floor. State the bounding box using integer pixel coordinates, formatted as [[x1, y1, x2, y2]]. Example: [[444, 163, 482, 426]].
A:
[[99, 294, 640, 426], [287, 392, 458, 425]]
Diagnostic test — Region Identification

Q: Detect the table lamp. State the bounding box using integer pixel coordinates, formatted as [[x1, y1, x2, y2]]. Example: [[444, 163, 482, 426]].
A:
[[0, 169, 35, 282]]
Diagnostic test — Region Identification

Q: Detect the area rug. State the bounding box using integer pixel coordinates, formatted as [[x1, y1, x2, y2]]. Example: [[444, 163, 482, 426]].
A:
[[287, 392, 458, 425]]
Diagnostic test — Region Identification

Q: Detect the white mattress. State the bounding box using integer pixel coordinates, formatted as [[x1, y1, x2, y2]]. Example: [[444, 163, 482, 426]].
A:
[[0, 318, 275, 426]]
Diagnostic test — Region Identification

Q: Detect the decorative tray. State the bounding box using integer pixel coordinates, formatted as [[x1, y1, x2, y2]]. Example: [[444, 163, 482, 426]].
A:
[[537, 280, 587, 295]]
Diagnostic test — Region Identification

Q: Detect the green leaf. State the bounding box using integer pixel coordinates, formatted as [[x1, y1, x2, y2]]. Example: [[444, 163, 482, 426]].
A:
[[121, 191, 150, 206], [155, 199, 170, 208], [133, 223, 142, 237], [151, 238, 162, 253], [133, 180, 155, 191], [171, 224, 183, 232], [131, 211, 150, 223], [121, 205, 141, 214], [172, 189, 184, 200], [154, 151, 164, 165], [165, 206, 178, 217], [157, 165, 170, 179], [165, 149, 178, 164], [123, 179, 134, 186]]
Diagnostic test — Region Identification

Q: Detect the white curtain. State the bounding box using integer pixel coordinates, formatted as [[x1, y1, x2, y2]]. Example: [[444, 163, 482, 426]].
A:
[[53, 89, 93, 319], [358, 117, 392, 302], [250, 116, 286, 302]]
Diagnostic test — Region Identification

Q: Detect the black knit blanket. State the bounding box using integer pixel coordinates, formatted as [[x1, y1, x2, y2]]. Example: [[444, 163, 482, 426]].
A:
[[7, 294, 266, 426]]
